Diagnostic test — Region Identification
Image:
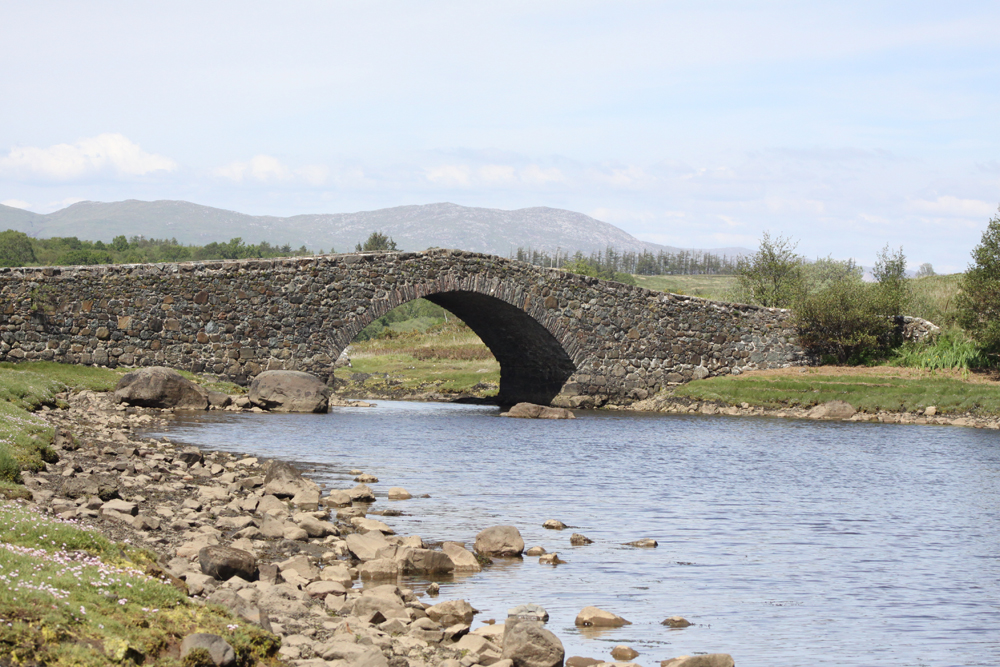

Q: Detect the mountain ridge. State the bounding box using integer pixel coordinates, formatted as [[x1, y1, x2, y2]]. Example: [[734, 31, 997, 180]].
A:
[[0, 200, 749, 258]]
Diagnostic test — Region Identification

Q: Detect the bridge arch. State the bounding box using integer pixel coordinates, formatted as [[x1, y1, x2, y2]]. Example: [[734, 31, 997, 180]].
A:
[[343, 288, 578, 405]]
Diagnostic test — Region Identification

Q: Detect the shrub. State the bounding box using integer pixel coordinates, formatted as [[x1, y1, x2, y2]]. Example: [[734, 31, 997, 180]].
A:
[[890, 330, 995, 370], [733, 232, 802, 307], [956, 210, 1000, 350], [0, 230, 36, 267]]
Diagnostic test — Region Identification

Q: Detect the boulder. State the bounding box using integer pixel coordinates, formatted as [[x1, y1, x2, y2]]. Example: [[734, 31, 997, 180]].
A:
[[574, 606, 630, 628], [525, 546, 546, 556], [319, 563, 353, 587], [426, 599, 477, 626], [351, 592, 409, 620], [570, 533, 593, 546], [180, 633, 236, 667], [114, 367, 210, 410], [199, 545, 257, 581], [442, 541, 482, 572], [409, 617, 444, 643], [660, 655, 734, 667], [351, 516, 394, 534], [248, 370, 330, 413], [807, 400, 856, 420], [359, 558, 402, 580], [388, 487, 412, 500], [502, 403, 575, 420], [323, 490, 352, 507], [297, 515, 338, 537], [475, 525, 525, 557], [349, 484, 377, 502], [277, 554, 319, 580], [543, 520, 566, 530], [207, 391, 232, 408], [502, 617, 565, 667]]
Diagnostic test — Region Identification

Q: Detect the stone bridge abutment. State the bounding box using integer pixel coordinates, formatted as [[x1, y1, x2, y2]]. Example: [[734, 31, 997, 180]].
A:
[[0, 249, 809, 406]]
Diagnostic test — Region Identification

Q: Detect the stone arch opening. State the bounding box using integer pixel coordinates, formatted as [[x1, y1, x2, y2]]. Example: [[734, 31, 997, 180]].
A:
[[342, 290, 577, 406]]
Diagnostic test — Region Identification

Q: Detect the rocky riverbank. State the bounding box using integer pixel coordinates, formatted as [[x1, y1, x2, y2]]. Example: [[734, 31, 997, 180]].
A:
[[13, 384, 728, 667]]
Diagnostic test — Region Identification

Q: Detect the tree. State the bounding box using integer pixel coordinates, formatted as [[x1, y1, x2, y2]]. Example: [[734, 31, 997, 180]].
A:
[[915, 263, 935, 278], [110, 235, 129, 252], [0, 230, 36, 267], [355, 231, 398, 252], [956, 211, 1000, 350], [734, 232, 803, 307]]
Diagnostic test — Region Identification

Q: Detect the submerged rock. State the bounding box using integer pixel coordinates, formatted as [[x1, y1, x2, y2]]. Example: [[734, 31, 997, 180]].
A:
[[574, 606, 631, 628], [501, 403, 575, 420]]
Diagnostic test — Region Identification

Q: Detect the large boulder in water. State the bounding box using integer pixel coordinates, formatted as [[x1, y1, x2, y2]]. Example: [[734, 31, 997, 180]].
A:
[[475, 525, 525, 557], [501, 403, 575, 420], [114, 366, 209, 409], [502, 617, 565, 667], [248, 370, 330, 413]]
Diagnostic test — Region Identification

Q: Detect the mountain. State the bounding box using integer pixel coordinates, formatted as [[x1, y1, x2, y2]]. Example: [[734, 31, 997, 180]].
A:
[[0, 199, 748, 258]]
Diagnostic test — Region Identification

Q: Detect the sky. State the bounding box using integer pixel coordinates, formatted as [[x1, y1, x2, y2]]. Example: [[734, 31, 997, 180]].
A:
[[1, 1, 998, 272]]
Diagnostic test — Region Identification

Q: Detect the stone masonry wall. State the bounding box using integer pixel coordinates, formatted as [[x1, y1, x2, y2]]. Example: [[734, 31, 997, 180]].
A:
[[0, 249, 811, 406]]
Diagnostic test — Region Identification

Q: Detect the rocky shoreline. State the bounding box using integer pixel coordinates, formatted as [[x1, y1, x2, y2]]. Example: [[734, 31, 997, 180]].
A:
[[14, 385, 729, 667]]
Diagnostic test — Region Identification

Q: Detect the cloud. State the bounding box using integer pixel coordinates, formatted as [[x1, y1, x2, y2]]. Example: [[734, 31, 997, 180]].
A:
[[0, 134, 177, 180], [911, 196, 996, 218], [214, 155, 330, 185], [1, 199, 31, 209], [425, 163, 565, 188]]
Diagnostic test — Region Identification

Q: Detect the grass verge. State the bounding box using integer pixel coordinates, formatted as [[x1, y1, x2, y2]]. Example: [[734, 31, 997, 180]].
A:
[[0, 502, 279, 666], [673, 366, 1000, 415]]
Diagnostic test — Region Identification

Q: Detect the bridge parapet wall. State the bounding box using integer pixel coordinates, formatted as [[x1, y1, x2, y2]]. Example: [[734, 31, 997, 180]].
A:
[[0, 249, 809, 406]]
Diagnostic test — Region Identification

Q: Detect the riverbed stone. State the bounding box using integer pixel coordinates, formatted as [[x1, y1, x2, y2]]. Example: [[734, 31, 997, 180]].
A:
[[543, 520, 566, 530], [611, 646, 639, 661], [502, 617, 565, 667], [508, 604, 549, 623], [442, 541, 482, 572], [660, 655, 734, 667], [199, 545, 257, 581], [475, 525, 525, 557], [574, 606, 630, 627], [661, 616, 691, 628], [502, 403, 576, 420], [625, 538, 657, 548], [426, 599, 477, 626], [388, 487, 412, 500], [807, 400, 856, 420], [569, 533, 593, 546], [346, 531, 391, 560]]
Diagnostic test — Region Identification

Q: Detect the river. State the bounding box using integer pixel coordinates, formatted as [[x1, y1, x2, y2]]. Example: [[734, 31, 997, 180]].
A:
[[153, 401, 1000, 667]]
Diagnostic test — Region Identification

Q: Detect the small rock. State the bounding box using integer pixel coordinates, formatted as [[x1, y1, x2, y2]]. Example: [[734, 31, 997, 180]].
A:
[[925, 406, 937, 416], [501, 403, 576, 419], [102, 499, 137, 516], [542, 520, 566, 530], [426, 582, 440, 596], [442, 541, 482, 572], [426, 599, 477, 626], [660, 655, 734, 667], [355, 473, 379, 483], [525, 546, 546, 556], [508, 604, 549, 623], [351, 516, 394, 534], [611, 645, 639, 661], [569, 533, 593, 546], [807, 400, 856, 420], [661, 616, 691, 628], [538, 553, 565, 565], [566, 658, 602, 667], [180, 633, 235, 667], [625, 538, 658, 548], [574, 606, 631, 628], [387, 487, 412, 500]]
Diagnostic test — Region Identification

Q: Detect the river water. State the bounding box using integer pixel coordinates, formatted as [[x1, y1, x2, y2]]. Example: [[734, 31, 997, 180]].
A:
[[154, 401, 1000, 667]]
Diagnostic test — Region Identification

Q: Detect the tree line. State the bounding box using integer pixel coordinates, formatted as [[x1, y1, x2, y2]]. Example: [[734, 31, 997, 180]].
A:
[[513, 246, 738, 278]]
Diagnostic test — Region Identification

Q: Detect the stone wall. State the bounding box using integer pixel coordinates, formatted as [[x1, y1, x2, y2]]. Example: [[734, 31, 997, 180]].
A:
[[0, 249, 810, 406]]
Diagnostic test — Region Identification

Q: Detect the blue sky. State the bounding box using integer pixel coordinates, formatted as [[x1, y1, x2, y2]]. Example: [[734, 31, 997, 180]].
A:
[[1, 1, 998, 271]]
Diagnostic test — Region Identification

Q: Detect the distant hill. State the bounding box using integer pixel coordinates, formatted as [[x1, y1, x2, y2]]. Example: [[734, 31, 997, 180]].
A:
[[0, 200, 749, 259]]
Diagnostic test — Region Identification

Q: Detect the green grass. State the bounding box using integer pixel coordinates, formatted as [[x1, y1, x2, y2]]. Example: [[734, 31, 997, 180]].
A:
[[0, 361, 125, 393], [0, 501, 280, 666], [674, 370, 1000, 415], [908, 273, 961, 326], [889, 330, 996, 371], [632, 274, 736, 300]]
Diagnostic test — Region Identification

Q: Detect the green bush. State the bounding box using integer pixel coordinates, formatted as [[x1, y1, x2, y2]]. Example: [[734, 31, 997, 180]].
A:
[[956, 210, 1000, 350], [561, 258, 637, 285], [0, 230, 36, 267], [890, 330, 995, 370], [733, 232, 803, 307]]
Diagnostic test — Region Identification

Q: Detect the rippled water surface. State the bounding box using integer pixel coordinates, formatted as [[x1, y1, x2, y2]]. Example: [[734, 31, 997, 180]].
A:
[[155, 401, 1000, 666]]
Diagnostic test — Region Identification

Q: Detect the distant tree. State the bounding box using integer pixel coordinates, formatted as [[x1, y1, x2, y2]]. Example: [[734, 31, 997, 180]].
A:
[[0, 230, 37, 267], [734, 232, 803, 307], [355, 231, 398, 252], [110, 235, 129, 252], [871, 244, 910, 318], [915, 262, 935, 278], [956, 211, 1000, 350]]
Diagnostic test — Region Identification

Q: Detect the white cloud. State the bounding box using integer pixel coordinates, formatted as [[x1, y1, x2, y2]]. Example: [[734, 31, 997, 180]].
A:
[[0, 134, 176, 180], [478, 164, 517, 184], [214, 154, 294, 183], [424, 164, 473, 187], [911, 196, 996, 218], [520, 164, 565, 185], [296, 164, 330, 186], [1, 199, 31, 209]]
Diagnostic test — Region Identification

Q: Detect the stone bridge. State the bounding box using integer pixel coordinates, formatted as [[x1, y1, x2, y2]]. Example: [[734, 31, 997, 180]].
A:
[[0, 250, 808, 406]]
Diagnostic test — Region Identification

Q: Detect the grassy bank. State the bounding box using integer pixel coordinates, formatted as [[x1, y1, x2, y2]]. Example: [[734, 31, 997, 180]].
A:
[[673, 366, 1000, 416], [0, 362, 280, 665], [338, 319, 500, 398], [0, 362, 125, 486], [632, 274, 735, 300]]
